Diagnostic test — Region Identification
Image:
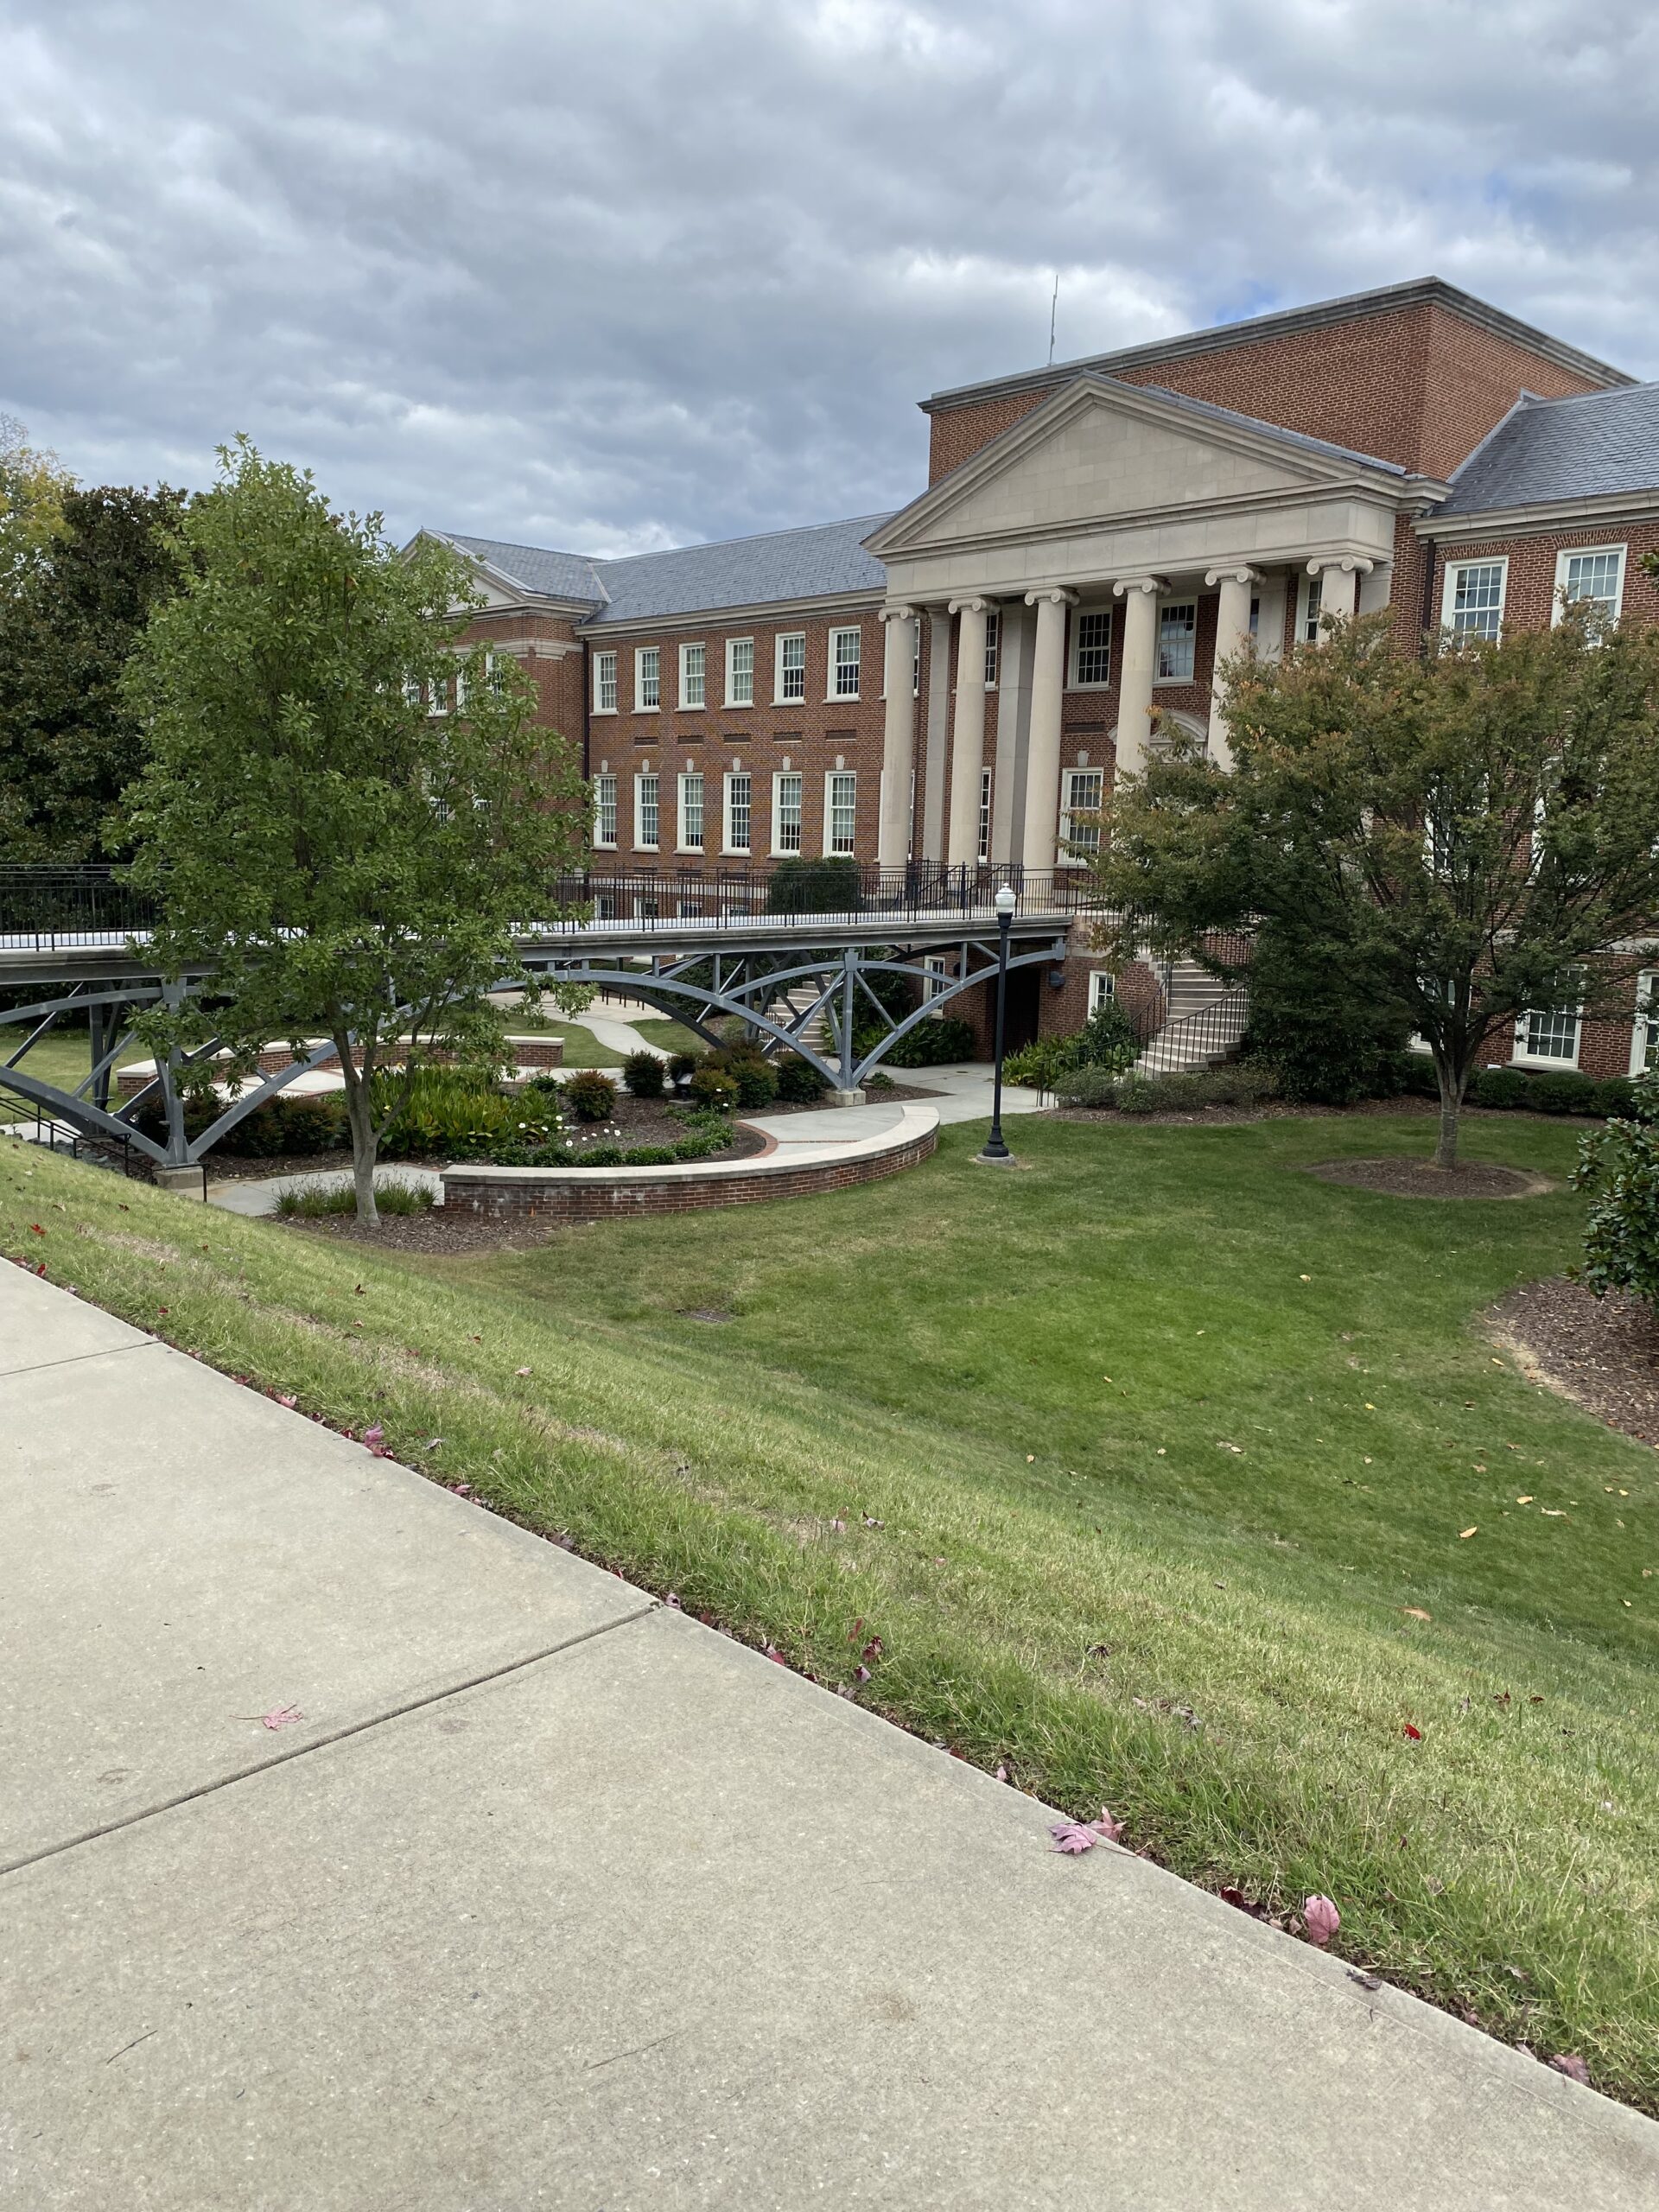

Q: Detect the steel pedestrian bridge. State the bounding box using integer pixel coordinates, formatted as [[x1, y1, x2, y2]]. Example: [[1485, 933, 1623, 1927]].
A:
[[0, 866, 1096, 1171]]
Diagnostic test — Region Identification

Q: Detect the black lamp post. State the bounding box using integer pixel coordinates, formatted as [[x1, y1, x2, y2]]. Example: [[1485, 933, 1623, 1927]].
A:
[[978, 882, 1018, 1165]]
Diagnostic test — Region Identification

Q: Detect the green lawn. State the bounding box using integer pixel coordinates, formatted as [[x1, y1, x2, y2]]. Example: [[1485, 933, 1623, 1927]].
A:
[[632, 1015, 706, 1057], [501, 1014, 623, 1068], [0, 1021, 149, 1100], [4, 1109, 1656, 2108]]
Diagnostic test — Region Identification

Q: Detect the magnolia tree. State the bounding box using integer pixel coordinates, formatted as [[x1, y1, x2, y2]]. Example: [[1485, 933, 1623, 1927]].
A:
[[119, 439, 588, 1220], [1090, 607, 1659, 1169]]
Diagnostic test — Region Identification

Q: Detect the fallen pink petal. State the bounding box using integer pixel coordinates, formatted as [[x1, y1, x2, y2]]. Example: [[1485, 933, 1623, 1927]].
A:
[[259, 1705, 303, 1731], [1548, 2053, 1591, 2084], [275, 1393, 297, 1409], [1303, 1895, 1341, 1947]]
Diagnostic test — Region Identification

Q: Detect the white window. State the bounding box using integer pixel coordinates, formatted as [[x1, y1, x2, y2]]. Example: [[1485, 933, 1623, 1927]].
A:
[[593, 772, 618, 849], [983, 611, 1000, 688], [912, 626, 921, 697], [977, 765, 992, 863], [1631, 972, 1659, 1077], [924, 954, 949, 1004], [1088, 970, 1116, 1016], [454, 660, 471, 714], [635, 645, 660, 710], [678, 770, 704, 851], [1300, 574, 1323, 644], [1073, 607, 1111, 688], [724, 771, 752, 854], [830, 626, 861, 700], [594, 893, 619, 922], [402, 674, 422, 709], [680, 641, 706, 709], [486, 649, 509, 696], [1515, 979, 1582, 1067], [1554, 546, 1625, 636], [725, 638, 754, 707], [1059, 767, 1104, 859], [1443, 559, 1507, 639], [773, 771, 803, 855], [594, 651, 618, 714], [427, 673, 451, 716], [1156, 601, 1197, 683], [825, 769, 857, 855], [776, 631, 806, 702], [634, 772, 659, 850]]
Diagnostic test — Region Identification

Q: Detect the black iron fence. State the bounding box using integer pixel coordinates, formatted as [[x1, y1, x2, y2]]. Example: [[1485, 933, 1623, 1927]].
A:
[[0, 868, 160, 950]]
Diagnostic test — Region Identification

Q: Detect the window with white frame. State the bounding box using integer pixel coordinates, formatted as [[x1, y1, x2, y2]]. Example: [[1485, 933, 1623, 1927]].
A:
[[635, 771, 659, 849], [1515, 976, 1582, 1065], [636, 645, 660, 710], [912, 626, 921, 697], [1300, 574, 1323, 644], [678, 770, 704, 850], [830, 626, 861, 699], [593, 772, 618, 849], [402, 674, 422, 709], [924, 954, 949, 1004], [1633, 971, 1659, 1077], [1156, 601, 1197, 683], [726, 637, 754, 707], [486, 649, 508, 696], [773, 770, 803, 855], [1059, 767, 1105, 858], [977, 766, 992, 863], [724, 770, 752, 853], [1555, 546, 1625, 636], [1088, 970, 1116, 1016], [983, 611, 1000, 687], [825, 769, 857, 855], [776, 631, 806, 702], [594, 651, 618, 714], [428, 672, 451, 716], [1444, 560, 1506, 639], [1073, 607, 1111, 687], [454, 659, 472, 714], [680, 641, 706, 709], [594, 893, 619, 922]]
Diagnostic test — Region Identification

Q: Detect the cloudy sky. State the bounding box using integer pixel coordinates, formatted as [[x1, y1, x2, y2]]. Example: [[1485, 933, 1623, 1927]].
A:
[[3, 0, 1656, 556]]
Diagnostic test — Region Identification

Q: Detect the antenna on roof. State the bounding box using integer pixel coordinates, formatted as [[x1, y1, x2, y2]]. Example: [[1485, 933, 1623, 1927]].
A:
[[1048, 272, 1059, 365]]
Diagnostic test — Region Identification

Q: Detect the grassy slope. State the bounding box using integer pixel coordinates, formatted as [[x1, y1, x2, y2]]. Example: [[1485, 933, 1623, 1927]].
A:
[[631, 1016, 706, 1057], [3, 1111, 1656, 2107]]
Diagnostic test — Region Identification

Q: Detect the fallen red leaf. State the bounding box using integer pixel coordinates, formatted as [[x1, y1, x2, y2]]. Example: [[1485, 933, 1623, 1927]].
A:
[[1402, 1723, 1423, 1741], [1219, 1886, 1268, 1918]]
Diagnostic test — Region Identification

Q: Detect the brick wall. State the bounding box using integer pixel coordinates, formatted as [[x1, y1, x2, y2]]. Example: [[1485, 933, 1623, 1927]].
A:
[[1426, 522, 1659, 634], [585, 607, 893, 862], [926, 300, 1611, 486], [442, 1122, 938, 1221]]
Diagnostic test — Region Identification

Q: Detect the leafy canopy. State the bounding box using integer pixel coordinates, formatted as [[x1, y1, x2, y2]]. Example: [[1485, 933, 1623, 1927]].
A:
[[1091, 608, 1659, 1164], [117, 439, 588, 1211]]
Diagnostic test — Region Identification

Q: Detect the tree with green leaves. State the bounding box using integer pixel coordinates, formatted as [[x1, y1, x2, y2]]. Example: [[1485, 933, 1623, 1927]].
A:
[[118, 438, 588, 1221], [0, 484, 187, 862], [1090, 608, 1659, 1169], [0, 413, 73, 591]]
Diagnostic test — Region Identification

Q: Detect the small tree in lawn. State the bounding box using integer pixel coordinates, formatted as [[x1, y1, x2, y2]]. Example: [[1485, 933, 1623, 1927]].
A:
[[1091, 606, 1659, 1169], [118, 439, 588, 1221]]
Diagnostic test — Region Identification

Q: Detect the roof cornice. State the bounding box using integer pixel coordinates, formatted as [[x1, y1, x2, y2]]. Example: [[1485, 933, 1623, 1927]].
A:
[[920, 277, 1634, 416], [1417, 487, 1659, 540]]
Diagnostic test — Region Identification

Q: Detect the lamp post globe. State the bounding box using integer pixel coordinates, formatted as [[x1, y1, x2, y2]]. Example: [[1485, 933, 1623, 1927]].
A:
[[978, 883, 1019, 1165]]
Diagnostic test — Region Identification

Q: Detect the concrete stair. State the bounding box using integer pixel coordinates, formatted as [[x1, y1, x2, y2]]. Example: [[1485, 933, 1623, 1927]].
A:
[[1135, 958, 1249, 1074]]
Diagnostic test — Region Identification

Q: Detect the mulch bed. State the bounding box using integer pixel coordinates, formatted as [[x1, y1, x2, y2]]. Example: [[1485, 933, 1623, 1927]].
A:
[[1302, 1158, 1554, 1200], [1487, 1276, 1659, 1447], [276, 1207, 567, 1255]]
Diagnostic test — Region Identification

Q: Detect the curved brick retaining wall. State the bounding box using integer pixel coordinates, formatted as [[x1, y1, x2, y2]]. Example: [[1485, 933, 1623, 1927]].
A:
[[441, 1104, 938, 1223]]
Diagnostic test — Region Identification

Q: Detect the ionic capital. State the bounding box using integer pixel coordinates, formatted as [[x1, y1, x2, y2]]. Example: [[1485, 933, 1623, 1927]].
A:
[[1205, 564, 1264, 588], [1306, 555, 1375, 578], [1024, 587, 1079, 608], [947, 595, 993, 616], [879, 602, 918, 625], [1112, 575, 1166, 598]]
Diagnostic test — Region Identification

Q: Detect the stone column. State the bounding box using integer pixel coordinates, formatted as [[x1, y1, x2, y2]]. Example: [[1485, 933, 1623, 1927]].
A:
[[1111, 577, 1163, 779], [921, 608, 951, 862], [876, 605, 918, 867], [1308, 556, 1370, 638], [946, 598, 990, 867], [1020, 588, 1077, 871], [1204, 565, 1262, 771]]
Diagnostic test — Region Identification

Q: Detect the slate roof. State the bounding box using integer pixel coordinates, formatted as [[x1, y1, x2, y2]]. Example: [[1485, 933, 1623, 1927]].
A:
[[439, 515, 894, 624], [1440, 384, 1659, 515]]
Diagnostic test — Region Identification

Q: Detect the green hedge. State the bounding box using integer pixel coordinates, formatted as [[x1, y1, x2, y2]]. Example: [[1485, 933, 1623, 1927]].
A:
[[1392, 1053, 1637, 1118], [855, 1014, 977, 1069]]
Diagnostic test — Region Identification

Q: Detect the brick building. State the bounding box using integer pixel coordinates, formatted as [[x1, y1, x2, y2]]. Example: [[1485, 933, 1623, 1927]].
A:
[[416, 275, 1659, 1075]]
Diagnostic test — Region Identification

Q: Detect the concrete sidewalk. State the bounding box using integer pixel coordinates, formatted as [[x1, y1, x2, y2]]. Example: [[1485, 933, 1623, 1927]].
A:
[[3, 1267, 1654, 2209]]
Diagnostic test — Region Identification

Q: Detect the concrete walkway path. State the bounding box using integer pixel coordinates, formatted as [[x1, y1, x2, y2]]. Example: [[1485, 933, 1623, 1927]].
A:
[[5, 1263, 1654, 2209]]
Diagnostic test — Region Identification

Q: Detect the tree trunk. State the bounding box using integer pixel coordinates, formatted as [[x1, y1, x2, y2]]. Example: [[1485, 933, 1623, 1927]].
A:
[[1432, 1054, 1466, 1172], [334, 1027, 380, 1224]]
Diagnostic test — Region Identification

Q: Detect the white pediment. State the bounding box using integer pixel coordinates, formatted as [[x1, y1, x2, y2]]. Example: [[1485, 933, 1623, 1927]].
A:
[[875, 381, 1388, 556]]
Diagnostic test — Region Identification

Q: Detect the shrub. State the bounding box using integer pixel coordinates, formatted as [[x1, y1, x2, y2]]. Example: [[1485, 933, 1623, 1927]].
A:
[[773, 1053, 827, 1103], [1593, 1076, 1639, 1117], [1575, 1078, 1659, 1309], [1238, 922, 1413, 1104], [275, 1178, 432, 1218], [689, 1065, 739, 1112], [130, 1087, 349, 1156], [709, 1048, 778, 1109], [1051, 1064, 1122, 1109], [375, 1068, 557, 1160], [871, 1014, 977, 1069], [622, 1049, 666, 1099], [1112, 1070, 1268, 1116], [668, 1051, 702, 1086], [565, 1069, 618, 1122]]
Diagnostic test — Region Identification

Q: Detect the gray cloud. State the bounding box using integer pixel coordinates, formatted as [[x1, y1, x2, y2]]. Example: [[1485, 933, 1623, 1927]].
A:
[[3, 0, 1656, 552]]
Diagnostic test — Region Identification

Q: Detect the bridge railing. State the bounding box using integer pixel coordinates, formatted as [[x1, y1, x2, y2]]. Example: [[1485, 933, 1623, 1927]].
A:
[[1, 861, 1109, 951]]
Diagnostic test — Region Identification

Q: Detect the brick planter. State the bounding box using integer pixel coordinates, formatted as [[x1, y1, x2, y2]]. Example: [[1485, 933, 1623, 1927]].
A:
[[440, 1105, 939, 1223]]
